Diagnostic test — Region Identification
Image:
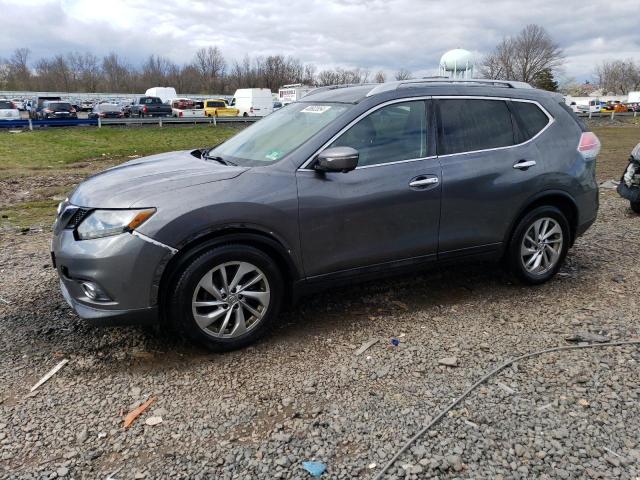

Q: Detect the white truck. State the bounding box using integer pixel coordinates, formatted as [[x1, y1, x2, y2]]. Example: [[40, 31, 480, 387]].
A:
[[278, 83, 313, 105], [230, 88, 273, 117], [170, 98, 205, 118], [145, 87, 178, 104]]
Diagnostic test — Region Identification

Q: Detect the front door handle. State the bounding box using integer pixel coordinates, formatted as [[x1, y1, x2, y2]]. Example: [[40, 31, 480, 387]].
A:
[[513, 159, 537, 170], [409, 176, 439, 188]]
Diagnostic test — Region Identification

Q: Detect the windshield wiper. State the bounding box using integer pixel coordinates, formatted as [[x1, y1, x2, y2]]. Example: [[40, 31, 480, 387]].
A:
[[203, 151, 236, 166]]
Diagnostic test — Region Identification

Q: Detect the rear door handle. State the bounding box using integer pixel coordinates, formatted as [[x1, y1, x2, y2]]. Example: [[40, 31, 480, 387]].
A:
[[513, 160, 537, 170], [409, 176, 439, 188]]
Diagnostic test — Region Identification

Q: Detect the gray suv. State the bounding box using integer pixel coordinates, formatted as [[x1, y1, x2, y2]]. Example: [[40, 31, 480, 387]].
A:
[[52, 79, 601, 351]]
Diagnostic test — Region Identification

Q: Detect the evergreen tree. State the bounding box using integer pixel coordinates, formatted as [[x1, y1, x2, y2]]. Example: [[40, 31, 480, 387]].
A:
[[533, 68, 559, 91]]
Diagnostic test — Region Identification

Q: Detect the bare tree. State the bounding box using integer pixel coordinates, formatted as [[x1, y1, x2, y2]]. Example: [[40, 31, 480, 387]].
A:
[[102, 53, 132, 92], [374, 70, 386, 83], [394, 68, 412, 80], [481, 24, 563, 83], [5, 48, 32, 89], [193, 46, 226, 93], [595, 59, 640, 94]]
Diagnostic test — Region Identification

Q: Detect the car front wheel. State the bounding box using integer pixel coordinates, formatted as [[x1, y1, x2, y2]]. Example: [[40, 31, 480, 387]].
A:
[[507, 206, 570, 285], [169, 244, 283, 351]]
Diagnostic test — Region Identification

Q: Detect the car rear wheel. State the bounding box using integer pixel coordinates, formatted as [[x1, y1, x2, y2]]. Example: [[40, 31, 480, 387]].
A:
[[631, 201, 640, 214], [169, 244, 283, 351], [507, 206, 569, 285]]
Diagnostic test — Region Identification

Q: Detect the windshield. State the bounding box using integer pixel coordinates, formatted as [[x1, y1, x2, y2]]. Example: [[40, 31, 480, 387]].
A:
[[0, 101, 14, 109], [210, 102, 351, 166], [46, 103, 72, 110], [98, 104, 120, 112]]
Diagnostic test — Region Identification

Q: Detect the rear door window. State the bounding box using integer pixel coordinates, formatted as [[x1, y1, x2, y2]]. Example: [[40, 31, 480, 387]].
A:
[[437, 99, 514, 155], [510, 100, 550, 142]]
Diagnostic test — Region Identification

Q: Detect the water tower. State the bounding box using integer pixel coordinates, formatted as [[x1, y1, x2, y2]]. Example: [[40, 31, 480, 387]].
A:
[[438, 49, 475, 79]]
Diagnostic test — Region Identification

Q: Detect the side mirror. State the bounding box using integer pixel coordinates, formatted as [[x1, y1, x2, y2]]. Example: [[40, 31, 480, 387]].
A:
[[315, 147, 359, 172]]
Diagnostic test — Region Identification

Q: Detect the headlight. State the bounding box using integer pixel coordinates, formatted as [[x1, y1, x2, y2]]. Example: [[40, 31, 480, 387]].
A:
[[76, 208, 156, 240]]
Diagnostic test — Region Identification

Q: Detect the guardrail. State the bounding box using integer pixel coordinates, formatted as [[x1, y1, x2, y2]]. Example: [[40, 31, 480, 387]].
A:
[[0, 116, 260, 130], [577, 111, 639, 119]]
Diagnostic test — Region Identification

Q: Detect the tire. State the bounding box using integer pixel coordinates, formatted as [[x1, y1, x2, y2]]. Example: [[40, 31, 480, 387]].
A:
[[507, 206, 570, 285], [168, 244, 284, 352], [243, 112, 248, 117], [631, 201, 640, 214]]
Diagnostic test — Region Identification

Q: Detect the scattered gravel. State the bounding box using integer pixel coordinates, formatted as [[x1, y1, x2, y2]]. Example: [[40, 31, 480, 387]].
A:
[[0, 189, 639, 479]]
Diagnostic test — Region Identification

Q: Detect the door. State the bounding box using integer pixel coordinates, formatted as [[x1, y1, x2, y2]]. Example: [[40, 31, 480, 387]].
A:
[[436, 97, 551, 257], [296, 99, 441, 278]]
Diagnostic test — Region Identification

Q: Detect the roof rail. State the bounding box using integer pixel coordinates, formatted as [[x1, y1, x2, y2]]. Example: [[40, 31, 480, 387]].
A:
[[305, 83, 377, 98], [366, 78, 533, 96]]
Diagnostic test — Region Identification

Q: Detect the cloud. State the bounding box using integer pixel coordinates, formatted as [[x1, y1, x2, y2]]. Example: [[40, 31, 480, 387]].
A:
[[0, 0, 638, 81]]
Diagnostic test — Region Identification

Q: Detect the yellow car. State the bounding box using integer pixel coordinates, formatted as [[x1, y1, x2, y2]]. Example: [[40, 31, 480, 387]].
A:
[[203, 99, 238, 117]]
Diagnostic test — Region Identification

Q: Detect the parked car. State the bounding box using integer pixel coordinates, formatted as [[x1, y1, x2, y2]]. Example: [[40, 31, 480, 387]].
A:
[[203, 99, 238, 117], [125, 96, 172, 117], [38, 101, 77, 120], [0, 100, 20, 120], [171, 98, 205, 118], [80, 101, 94, 112], [273, 101, 283, 110], [88, 103, 124, 119], [11, 99, 25, 111], [30, 96, 62, 119], [229, 88, 273, 117], [51, 79, 600, 351]]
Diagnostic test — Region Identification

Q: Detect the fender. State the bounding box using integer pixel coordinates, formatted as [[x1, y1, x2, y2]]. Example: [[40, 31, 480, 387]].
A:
[[503, 188, 579, 247], [154, 225, 303, 310]]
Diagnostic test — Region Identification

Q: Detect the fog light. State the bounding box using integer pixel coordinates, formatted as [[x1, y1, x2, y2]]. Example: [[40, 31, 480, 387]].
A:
[[80, 281, 111, 301]]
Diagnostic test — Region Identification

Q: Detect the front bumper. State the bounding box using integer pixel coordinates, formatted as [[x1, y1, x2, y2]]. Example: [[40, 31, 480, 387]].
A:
[[52, 229, 175, 326]]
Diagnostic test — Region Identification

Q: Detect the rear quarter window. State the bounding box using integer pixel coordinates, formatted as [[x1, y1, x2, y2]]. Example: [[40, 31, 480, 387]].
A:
[[437, 99, 514, 155], [558, 102, 588, 132], [510, 101, 551, 142]]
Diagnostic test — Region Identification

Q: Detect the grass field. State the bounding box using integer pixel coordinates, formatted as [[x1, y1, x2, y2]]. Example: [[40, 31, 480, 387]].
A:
[[0, 123, 638, 230], [0, 124, 241, 175]]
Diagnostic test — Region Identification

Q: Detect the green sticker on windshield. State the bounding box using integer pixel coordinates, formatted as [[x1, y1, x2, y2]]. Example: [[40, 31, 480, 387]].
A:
[[265, 150, 281, 161]]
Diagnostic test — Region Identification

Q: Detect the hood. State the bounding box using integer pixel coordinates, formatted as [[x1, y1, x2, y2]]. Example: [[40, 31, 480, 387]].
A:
[[70, 150, 248, 208]]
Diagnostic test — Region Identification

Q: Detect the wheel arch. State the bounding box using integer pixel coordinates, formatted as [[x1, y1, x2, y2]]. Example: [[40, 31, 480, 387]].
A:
[[158, 227, 301, 315], [505, 190, 579, 248]]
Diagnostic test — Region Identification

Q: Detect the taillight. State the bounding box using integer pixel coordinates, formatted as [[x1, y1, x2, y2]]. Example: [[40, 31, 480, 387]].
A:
[[143, 106, 148, 113], [179, 111, 183, 117], [577, 132, 601, 160]]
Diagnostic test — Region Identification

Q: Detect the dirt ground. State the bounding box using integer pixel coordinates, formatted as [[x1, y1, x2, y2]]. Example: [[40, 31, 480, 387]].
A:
[[0, 124, 639, 479]]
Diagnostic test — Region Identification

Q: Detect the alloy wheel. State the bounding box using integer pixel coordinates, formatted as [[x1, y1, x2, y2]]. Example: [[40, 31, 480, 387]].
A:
[[520, 217, 563, 275], [191, 261, 270, 338]]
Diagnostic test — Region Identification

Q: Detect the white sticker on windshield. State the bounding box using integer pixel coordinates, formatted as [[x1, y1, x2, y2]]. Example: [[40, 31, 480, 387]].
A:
[[301, 105, 331, 114]]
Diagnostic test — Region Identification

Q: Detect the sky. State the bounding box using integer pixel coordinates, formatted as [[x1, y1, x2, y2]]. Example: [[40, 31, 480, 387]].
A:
[[1, 0, 639, 83]]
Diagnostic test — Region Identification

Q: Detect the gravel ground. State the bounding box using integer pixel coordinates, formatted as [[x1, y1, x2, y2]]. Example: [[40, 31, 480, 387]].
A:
[[0, 188, 639, 479]]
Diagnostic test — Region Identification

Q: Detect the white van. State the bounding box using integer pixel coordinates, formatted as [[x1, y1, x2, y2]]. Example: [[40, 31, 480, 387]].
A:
[[230, 88, 273, 117], [145, 87, 178, 104]]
